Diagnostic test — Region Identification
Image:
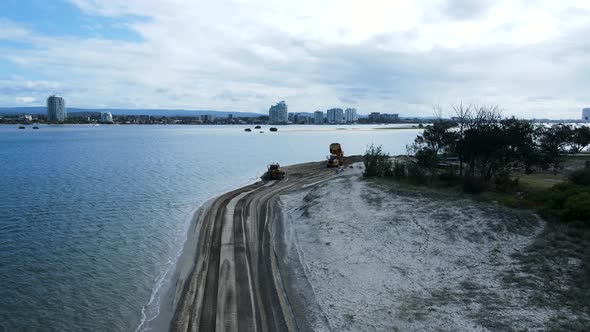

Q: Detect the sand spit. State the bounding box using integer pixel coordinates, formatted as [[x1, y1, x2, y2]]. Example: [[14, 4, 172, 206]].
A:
[[169, 159, 361, 331]]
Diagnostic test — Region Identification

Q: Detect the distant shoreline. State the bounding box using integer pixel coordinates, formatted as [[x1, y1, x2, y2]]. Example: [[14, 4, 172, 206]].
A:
[[0, 122, 427, 126], [0, 123, 428, 131]]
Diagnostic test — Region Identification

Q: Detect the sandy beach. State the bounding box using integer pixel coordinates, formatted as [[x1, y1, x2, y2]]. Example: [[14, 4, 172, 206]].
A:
[[168, 158, 363, 331], [167, 158, 589, 331]]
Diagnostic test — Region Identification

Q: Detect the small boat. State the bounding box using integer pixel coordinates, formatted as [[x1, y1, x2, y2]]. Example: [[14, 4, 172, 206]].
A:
[[244, 128, 252, 132], [259, 131, 264, 133], [269, 127, 278, 132], [18, 125, 25, 129], [254, 125, 261, 129], [33, 126, 39, 130]]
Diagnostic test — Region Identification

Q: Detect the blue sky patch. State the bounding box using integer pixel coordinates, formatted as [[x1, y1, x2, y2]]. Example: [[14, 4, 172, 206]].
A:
[[0, 0, 146, 42]]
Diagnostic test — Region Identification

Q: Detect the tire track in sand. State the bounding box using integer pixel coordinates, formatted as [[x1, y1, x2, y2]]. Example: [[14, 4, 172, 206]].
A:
[[170, 160, 352, 332]]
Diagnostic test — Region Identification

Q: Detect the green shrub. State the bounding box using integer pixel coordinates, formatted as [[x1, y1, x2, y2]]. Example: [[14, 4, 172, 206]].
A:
[[364, 144, 392, 177], [392, 161, 407, 179], [407, 164, 428, 185], [494, 170, 520, 193], [463, 176, 487, 194], [563, 192, 590, 222], [543, 183, 587, 210], [438, 169, 460, 184], [537, 183, 590, 222], [500, 196, 521, 208], [383, 161, 395, 178], [568, 168, 590, 186], [415, 148, 438, 171]]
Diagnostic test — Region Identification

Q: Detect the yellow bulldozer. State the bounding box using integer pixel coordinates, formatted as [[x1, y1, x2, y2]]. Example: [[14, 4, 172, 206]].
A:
[[327, 143, 344, 168]]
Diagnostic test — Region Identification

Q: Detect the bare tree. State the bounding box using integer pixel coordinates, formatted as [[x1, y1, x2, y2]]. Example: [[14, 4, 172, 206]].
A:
[[432, 104, 444, 122], [471, 105, 502, 127], [452, 102, 473, 176]]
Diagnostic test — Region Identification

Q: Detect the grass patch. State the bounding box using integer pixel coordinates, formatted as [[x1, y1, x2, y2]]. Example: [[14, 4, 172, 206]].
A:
[[565, 153, 590, 161], [369, 162, 590, 226], [519, 173, 566, 191]]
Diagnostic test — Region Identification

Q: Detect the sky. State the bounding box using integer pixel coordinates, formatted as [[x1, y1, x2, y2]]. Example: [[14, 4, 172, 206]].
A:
[[0, 0, 589, 118]]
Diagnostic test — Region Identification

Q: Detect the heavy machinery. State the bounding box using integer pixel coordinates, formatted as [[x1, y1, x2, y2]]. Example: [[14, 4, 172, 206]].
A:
[[266, 163, 285, 180], [327, 143, 344, 168]]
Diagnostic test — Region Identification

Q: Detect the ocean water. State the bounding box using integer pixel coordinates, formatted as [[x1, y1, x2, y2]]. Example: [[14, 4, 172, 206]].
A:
[[0, 124, 420, 331]]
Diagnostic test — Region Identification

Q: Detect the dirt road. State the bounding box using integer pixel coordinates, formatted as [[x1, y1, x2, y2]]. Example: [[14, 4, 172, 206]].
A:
[[170, 160, 350, 332]]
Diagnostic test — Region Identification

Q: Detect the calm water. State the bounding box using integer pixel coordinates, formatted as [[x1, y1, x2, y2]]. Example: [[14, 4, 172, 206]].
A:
[[0, 124, 420, 331]]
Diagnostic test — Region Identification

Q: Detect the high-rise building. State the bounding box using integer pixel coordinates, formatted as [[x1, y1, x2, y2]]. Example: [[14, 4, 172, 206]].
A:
[[345, 108, 358, 123], [292, 114, 312, 124], [100, 111, 113, 123], [380, 113, 399, 122], [200, 114, 216, 123], [314, 110, 324, 124], [269, 101, 288, 124], [583, 108, 590, 122], [368, 112, 381, 123], [326, 108, 344, 124], [47, 95, 66, 122], [368, 112, 399, 123]]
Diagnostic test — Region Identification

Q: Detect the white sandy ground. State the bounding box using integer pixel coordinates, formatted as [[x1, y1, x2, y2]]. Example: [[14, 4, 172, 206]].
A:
[[280, 163, 586, 331]]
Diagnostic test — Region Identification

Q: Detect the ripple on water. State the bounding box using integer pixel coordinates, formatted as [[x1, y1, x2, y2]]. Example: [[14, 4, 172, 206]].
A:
[[0, 124, 419, 331]]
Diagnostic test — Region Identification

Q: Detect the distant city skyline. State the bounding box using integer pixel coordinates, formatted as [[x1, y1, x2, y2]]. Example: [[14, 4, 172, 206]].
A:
[[2, 103, 590, 121], [0, 1, 589, 118]]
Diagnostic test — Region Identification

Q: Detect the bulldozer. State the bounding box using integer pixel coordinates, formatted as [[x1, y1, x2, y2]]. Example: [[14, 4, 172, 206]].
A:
[[266, 163, 285, 180], [327, 143, 344, 168]]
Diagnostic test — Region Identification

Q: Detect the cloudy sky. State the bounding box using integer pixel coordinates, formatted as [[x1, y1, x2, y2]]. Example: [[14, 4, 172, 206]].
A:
[[0, 0, 589, 118]]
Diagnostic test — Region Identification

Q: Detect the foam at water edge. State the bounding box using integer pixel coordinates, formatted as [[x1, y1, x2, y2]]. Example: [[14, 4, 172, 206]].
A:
[[134, 233, 187, 332], [133, 174, 263, 332]]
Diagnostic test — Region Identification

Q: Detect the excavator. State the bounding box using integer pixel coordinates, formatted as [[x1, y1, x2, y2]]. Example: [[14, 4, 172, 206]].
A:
[[327, 143, 344, 168]]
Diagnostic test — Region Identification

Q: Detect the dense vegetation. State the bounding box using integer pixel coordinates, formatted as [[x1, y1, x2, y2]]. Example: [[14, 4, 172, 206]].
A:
[[364, 104, 590, 224], [537, 170, 590, 222]]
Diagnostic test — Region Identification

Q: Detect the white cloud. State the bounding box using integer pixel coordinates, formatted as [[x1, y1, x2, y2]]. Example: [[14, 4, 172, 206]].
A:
[[15, 96, 36, 104], [0, 19, 30, 40], [0, 1, 589, 118]]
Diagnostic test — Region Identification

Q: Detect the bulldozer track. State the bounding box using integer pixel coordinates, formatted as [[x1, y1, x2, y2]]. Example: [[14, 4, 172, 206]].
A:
[[170, 161, 339, 332]]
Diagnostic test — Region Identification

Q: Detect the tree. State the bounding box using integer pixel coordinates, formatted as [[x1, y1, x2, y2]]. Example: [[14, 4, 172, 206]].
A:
[[415, 148, 438, 175], [462, 123, 503, 179], [413, 121, 457, 155], [569, 126, 590, 154], [498, 117, 537, 173], [538, 124, 571, 173], [451, 102, 473, 176], [460, 105, 504, 180], [402, 104, 581, 185]]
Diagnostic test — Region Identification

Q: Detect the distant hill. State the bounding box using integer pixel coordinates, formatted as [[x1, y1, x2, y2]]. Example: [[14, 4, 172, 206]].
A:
[[0, 107, 264, 118]]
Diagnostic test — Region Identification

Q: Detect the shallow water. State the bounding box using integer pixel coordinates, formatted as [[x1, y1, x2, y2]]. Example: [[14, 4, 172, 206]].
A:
[[0, 124, 420, 331]]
